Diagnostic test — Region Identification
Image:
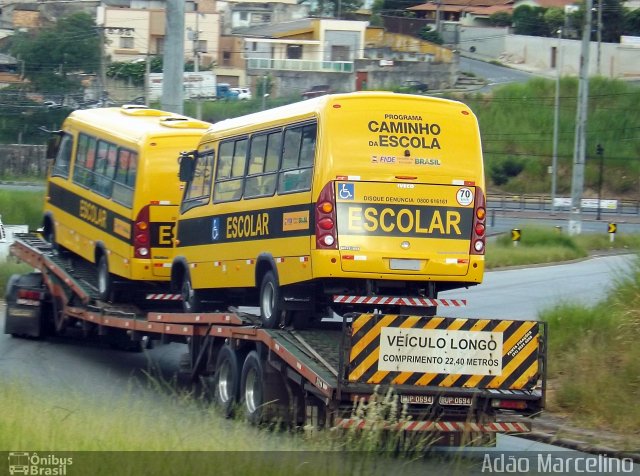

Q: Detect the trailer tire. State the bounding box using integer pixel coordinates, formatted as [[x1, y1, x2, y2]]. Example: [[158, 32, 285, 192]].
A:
[[213, 345, 241, 418], [259, 271, 284, 329], [240, 350, 289, 426]]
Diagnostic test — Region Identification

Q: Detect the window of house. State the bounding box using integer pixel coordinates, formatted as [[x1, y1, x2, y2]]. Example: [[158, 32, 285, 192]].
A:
[[120, 37, 134, 49], [287, 44, 302, 60]]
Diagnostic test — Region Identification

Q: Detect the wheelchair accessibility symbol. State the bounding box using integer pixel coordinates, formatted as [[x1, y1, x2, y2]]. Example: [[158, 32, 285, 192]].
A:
[[338, 183, 355, 200]]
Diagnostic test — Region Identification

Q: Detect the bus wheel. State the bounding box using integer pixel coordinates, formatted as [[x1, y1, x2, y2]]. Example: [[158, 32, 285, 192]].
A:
[[213, 345, 241, 418], [259, 271, 284, 329], [181, 273, 203, 313], [97, 254, 115, 302], [241, 350, 288, 426]]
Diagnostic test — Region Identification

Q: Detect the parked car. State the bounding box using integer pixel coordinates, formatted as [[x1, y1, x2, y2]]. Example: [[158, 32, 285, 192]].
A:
[[400, 80, 429, 93], [230, 87, 252, 100], [301, 84, 331, 99]]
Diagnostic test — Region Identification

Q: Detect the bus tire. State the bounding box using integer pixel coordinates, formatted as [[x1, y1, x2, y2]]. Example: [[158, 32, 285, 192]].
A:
[[181, 272, 203, 313], [213, 345, 241, 418], [97, 254, 115, 302], [259, 271, 284, 329], [240, 350, 289, 426]]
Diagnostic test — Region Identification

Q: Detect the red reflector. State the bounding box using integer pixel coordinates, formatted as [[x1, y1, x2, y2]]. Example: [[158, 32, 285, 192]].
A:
[[318, 218, 334, 230], [333, 104, 341, 108], [464, 181, 475, 186], [395, 176, 417, 180], [343, 255, 354, 260], [495, 400, 527, 410], [136, 233, 149, 244], [475, 223, 485, 236]]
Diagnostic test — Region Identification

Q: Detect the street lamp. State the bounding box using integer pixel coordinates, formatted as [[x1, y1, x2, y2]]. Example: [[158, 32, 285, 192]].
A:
[[596, 143, 604, 220]]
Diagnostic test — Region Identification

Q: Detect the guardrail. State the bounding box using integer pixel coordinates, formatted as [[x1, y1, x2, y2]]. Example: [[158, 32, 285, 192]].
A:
[[487, 194, 640, 216]]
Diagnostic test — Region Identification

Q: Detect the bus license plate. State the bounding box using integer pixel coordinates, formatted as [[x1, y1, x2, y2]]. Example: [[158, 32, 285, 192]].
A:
[[390, 259, 421, 271], [400, 395, 434, 405], [439, 396, 473, 406]]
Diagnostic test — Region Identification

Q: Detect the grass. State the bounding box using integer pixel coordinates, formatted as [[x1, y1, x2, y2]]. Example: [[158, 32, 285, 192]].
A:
[[485, 225, 639, 269], [0, 375, 467, 475], [539, 259, 640, 443], [0, 188, 44, 230]]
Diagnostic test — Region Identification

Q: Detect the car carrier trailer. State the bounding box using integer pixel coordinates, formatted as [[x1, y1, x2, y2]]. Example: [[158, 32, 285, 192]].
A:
[[4, 233, 546, 447]]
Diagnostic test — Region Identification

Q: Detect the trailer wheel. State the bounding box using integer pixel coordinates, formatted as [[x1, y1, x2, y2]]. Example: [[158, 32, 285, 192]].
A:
[[97, 254, 115, 302], [213, 345, 241, 418], [240, 350, 289, 426], [181, 272, 203, 313], [259, 271, 284, 329]]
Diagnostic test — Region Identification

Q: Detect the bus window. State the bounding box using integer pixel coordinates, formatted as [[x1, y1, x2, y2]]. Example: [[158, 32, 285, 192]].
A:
[[183, 150, 214, 207], [73, 133, 97, 187], [94, 141, 116, 197], [112, 148, 137, 208], [278, 123, 316, 194], [245, 131, 280, 198], [213, 138, 246, 202], [51, 133, 73, 178]]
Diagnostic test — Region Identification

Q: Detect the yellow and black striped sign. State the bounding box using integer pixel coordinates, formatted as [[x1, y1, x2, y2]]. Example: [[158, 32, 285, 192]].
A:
[[348, 314, 540, 390], [608, 223, 617, 234]]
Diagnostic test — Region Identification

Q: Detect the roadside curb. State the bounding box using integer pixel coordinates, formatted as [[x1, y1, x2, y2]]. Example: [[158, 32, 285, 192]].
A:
[[523, 429, 640, 463]]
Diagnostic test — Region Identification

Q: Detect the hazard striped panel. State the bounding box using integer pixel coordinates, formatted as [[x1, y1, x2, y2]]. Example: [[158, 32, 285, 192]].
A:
[[145, 294, 182, 301], [333, 419, 531, 433], [348, 314, 540, 390], [333, 295, 466, 307]]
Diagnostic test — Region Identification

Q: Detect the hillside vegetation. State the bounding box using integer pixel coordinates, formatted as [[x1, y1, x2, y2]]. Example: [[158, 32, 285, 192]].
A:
[[459, 77, 640, 197]]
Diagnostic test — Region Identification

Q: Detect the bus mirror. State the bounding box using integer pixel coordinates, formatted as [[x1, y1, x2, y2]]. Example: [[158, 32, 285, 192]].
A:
[[40, 127, 63, 161], [178, 151, 196, 182]]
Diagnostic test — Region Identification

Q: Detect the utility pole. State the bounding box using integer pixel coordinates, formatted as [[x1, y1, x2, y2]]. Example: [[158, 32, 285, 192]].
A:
[[596, 144, 604, 220], [162, 0, 185, 114], [551, 28, 562, 215], [568, 0, 593, 236], [597, 0, 603, 75], [193, 2, 202, 120]]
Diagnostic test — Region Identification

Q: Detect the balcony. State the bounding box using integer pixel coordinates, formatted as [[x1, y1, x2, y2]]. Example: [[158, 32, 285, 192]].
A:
[[247, 57, 353, 73]]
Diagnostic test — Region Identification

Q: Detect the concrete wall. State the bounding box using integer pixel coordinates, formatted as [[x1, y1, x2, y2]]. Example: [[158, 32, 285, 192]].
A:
[[458, 26, 640, 79], [0, 145, 47, 178]]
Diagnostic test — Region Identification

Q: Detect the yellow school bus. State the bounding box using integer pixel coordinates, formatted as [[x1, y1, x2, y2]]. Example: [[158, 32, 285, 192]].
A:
[[43, 105, 210, 300], [173, 92, 486, 327]]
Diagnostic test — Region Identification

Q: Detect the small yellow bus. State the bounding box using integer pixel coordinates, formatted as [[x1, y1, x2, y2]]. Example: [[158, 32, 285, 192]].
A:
[[43, 105, 210, 300], [173, 92, 486, 327]]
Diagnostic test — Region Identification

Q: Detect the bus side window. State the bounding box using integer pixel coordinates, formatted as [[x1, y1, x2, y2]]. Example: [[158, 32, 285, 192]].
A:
[[278, 123, 315, 194], [73, 134, 96, 187], [214, 138, 245, 203], [184, 150, 214, 203], [51, 133, 73, 179], [112, 148, 136, 207], [93, 140, 114, 197]]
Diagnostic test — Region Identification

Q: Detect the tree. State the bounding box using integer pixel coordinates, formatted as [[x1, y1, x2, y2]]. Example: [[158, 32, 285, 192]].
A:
[[543, 8, 565, 36], [512, 5, 549, 36], [623, 8, 640, 35], [11, 13, 100, 96], [489, 12, 512, 27], [570, 0, 625, 42], [107, 57, 163, 86], [419, 27, 444, 45], [303, 0, 364, 18]]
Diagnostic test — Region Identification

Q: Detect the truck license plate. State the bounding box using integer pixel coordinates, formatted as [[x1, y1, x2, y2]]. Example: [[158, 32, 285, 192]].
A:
[[400, 395, 434, 405], [439, 396, 473, 406]]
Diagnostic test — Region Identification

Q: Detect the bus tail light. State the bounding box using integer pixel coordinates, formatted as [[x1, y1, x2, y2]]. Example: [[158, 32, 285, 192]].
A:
[[134, 205, 151, 258], [470, 188, 486, 255], [315, 182, 337, 250]]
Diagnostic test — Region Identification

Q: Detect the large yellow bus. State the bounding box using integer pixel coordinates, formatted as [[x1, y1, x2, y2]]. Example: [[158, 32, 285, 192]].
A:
[[173, 92, 486, 327], [43, 105, 210, 300]]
